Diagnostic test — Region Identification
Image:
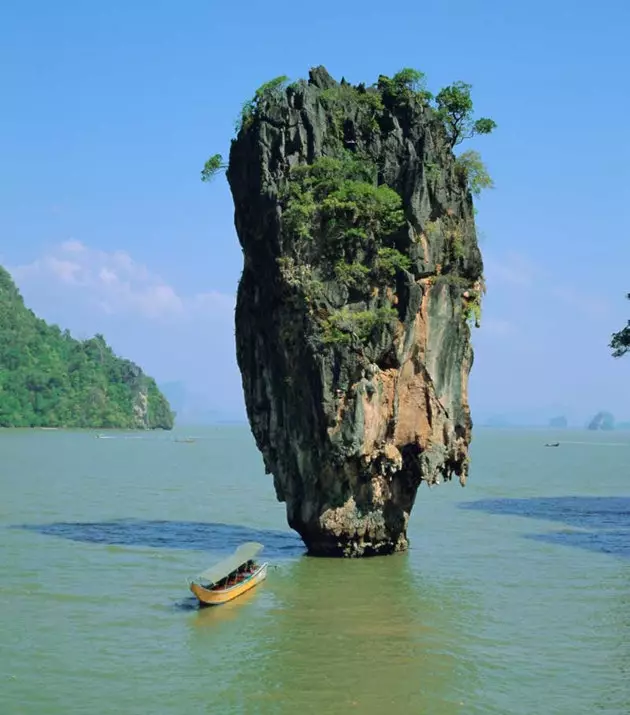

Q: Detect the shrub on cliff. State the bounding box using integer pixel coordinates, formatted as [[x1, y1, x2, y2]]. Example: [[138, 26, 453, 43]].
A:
[[611, 294, 630, 357], [201, 67, 496, 194], [281, 153, 405, 266], [377, 68, 433, 105], [238, 75, 289, 132], [201, 154, 227, 183], [455, 150, 494, 196]]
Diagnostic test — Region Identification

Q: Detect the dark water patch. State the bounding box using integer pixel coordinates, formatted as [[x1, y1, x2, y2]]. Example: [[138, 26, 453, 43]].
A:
[[460, 496, 630, 558], [525, 529, 630, 558], [460, 496, 630, 529], [13, 519, 305, 559]]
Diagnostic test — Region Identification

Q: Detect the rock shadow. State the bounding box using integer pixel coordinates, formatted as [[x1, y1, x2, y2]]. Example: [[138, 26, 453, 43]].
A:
[[460, 496, 630, 558], [12, 518, 305, 559]]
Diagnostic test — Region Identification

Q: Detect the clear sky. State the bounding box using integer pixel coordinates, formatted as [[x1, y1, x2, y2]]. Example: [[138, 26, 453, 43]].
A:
[[1, 0, 629, 425]]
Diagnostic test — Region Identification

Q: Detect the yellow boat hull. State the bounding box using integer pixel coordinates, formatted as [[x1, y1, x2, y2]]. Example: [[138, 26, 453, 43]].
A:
[[190, 563, 268, 606]]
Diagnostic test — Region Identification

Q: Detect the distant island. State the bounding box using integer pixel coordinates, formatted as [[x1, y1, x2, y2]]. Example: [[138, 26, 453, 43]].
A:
[[587, 411, 614, 431], [0, 266, 173, 429], [548, 415, 568, 428], [479, 412, 630, 429]]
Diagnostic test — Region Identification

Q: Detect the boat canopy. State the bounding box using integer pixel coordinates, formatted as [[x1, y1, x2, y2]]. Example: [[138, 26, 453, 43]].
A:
[[192, 542, 264, 585]]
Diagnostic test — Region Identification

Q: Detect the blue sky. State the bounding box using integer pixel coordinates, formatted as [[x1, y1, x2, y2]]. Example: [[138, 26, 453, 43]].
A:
[[1, 0, 629, 424]]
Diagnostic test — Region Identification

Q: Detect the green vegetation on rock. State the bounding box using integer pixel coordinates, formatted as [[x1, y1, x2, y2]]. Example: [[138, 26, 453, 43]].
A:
[[431, 273, 485, 328], [238, 75, 289, 133], [435, 81, 496, 147], [320, 82, 384, 138], [611, 294, 630, 357], [201, 75, 292, 180], [278, 152, 407, 344], [333, 260, 370, 290], [464, 291, 483, 328], [455, 150, 494, 196], [201, 154, 227, 183], [0, 267, 174, 429], [202, 66, 496, 197], [377, 68, 433, 105], [373, 247, 412, 279], [202, 66, 496, 345], [321, 306, 399, 345], [281, 152, 404, 264]]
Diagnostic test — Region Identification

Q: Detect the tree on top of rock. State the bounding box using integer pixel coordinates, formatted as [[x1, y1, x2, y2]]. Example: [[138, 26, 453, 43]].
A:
[[200, 68, 497, 196], [435, 81, 496, 148]]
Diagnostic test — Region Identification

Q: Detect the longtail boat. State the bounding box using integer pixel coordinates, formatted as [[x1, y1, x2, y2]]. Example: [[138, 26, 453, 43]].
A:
[[188, 542, 268, 606]]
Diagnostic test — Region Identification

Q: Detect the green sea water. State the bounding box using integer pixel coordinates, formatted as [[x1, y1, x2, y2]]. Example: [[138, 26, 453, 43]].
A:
[[1, 426, 629, 714]]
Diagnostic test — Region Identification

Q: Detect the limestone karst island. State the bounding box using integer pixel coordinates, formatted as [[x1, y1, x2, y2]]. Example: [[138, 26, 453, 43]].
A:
[[204, 66, 495, 556], [0, 266, 173, 430]]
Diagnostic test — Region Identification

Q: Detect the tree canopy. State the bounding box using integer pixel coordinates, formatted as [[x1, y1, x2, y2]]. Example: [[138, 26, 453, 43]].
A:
[[455, 150, 495, 196], [200, 154, 227, 183], [435, 81, 497, 147], [201, 67, 496, 194], [610, 294, 630, 357]]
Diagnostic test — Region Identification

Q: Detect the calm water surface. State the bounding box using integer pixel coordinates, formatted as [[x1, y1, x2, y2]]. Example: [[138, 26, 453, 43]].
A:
[[1, 426, 629, 714]]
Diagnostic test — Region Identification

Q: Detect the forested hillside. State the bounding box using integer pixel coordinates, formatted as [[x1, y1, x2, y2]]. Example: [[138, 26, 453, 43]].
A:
[[0, 266, 173, 429]]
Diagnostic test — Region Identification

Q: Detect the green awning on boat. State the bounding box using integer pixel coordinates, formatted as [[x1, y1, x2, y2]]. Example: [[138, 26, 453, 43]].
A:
[[192, 542, 264, 585]]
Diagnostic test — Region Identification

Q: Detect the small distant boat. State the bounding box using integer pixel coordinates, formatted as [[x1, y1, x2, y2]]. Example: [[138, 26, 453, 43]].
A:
[[545, 442, 560, 447], [188, 542, 268, 606], [174, 437, 196, 444]]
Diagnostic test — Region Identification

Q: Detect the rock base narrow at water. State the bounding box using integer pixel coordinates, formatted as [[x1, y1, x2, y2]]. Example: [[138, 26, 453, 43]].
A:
[[226, 67, 485, 556]]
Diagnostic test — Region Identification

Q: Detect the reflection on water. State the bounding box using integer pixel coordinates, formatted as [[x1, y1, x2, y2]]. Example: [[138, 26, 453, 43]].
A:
[[190, 584, 263, 623], [461, 496, 630, 558], [187, 554, 478, 714]]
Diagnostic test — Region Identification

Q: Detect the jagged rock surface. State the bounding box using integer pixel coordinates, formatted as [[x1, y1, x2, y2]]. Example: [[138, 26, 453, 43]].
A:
[[227, 67, 484, 556]]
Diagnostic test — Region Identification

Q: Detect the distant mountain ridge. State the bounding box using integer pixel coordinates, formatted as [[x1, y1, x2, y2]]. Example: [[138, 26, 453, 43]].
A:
[[479, 410, 630, 429], [587, 411, 615, 431], [0, 266, 173, 429], [160, 381, 245, 425]]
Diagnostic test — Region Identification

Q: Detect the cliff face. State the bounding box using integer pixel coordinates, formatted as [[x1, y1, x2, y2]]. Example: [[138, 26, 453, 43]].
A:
[[0, 266, 174, 430], [228, 67, 484, 555]]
